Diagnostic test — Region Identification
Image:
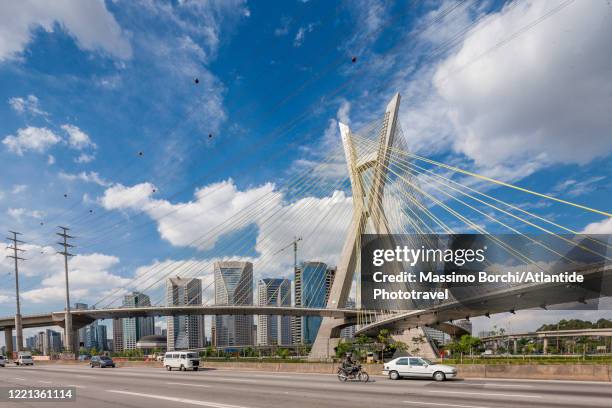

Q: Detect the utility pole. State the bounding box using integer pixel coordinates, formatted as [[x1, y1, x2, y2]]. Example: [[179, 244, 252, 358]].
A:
[[56, 226, 75, 354], [6, 231, 25, 353]]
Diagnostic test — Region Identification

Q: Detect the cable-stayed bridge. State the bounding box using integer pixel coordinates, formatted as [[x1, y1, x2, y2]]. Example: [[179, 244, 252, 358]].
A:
[[1, 92, 610, 360]]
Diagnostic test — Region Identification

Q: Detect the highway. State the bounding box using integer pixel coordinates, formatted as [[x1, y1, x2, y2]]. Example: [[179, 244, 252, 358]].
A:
[[1, 364, 611, 408]]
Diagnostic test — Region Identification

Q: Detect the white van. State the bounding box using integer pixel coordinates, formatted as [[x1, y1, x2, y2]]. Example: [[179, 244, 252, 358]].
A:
[[164, 351, 200, 371], [16, 351, 33, 366]]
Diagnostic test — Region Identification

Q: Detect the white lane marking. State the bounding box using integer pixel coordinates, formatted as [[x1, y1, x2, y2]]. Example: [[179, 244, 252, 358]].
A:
[[484, 384, 534, 388], [66, 385, 87, 389], [166, 382, 211, 388], [404, 401, 493, 408], [441, 383, 534, 389], [427, 390, 541, 399], [212, 378, 257, 383], [108, 390, 252, 408], [14, 377, 26, 381], [75, 375, 95, 379], [38, 381, 53, 384], [465, 377, 610, 385]]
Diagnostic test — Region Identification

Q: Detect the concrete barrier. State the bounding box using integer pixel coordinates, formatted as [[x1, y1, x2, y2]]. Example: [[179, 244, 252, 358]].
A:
[[33, 360, 612, 381], [456, 364, 611, 382]]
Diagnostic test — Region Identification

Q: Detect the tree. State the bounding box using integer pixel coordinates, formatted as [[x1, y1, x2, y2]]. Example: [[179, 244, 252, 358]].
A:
[[335, 341, 353, 358], [523, 343, 536, 355], [276, 348, 290, 359], [355, 334, 371, 345]]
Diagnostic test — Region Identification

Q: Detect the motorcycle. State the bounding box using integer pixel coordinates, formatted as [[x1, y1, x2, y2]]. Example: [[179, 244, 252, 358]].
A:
[[337, 364, 369, 382]]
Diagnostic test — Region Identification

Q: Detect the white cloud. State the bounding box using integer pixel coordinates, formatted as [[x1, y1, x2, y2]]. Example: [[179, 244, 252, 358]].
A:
[[0, 0, 132, 61], [553, 176, 605, 198], [7, 207, 44, 220], [0, 243, 129, 305], [11, 184, 28, 194], [433, 0, 612, 170], [74, 153, 96, 164], [8, 94, 47, 116], [2, 126, 61, 155], [274, 16, 291, 36], [581, 218, 612, 235], [293, 23, 316, 47], [61, 124, 96, 150], [101, 179, 276, 250], [99, 179, 353, 280], [100, 182, 157, 211], [47, 154, 55, 165], [59, 171, 110, 187]]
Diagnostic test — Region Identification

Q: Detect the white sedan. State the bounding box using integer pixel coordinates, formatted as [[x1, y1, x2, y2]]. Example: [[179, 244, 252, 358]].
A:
[[382, 357, 457, 381]]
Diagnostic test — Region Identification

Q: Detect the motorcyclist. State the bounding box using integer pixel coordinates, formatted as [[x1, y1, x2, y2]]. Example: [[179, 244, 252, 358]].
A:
[[341, 353, 358, 376]]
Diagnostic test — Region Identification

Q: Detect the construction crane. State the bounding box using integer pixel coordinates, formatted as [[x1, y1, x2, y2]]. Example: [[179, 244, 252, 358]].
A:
[[273, 236, 302, 273]]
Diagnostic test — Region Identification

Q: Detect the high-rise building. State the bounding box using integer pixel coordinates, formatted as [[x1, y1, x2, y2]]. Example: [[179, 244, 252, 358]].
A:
[[95, 324, 108, 351], [340, 298, 356, 339], [122, 292, 155, 350], [166, 277, 205, 350], [44, 329, 62, 355], [213, 261, 253, 347], [292, 262, 336, 344], [112, 318, 123, 352], [85, 320, 98, 350], [256, 278, 291, 346]]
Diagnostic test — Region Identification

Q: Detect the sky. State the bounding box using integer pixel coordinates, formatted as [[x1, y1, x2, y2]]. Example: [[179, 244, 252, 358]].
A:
[[0, 0, 611, 342]]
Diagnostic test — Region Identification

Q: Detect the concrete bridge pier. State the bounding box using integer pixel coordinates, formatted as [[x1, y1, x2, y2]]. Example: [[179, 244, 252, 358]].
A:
[[309, 318, 347, 360], [393, 327, 437, 360], [4, 328, 13, 358]]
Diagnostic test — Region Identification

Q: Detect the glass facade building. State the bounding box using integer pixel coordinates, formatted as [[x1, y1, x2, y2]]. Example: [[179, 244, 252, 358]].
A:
[[292, 262, 336, 344], [256, 278, 291, 346], [166, 277, 205, 350], [214, 261, 253, 347], [122, 292, 155, 350]]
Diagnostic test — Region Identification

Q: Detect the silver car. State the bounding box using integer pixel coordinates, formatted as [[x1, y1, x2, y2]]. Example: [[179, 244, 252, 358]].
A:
[[382, 357, 457, 381]]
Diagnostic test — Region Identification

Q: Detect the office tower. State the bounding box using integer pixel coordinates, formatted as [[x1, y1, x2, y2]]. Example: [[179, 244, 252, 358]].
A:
[[38, 329, 62, 355], [213, 261, 253, 347], [340, 298, 356, 339], [85, 320, 98, 350], [112, 318, 123, 352], [292, 262, 336, 344], [95, 324, 108, 351], [25, 336, 35, 350], [256, 278, 291, 346], [166, 277, 205, 350], [122, 292, 155, 350]]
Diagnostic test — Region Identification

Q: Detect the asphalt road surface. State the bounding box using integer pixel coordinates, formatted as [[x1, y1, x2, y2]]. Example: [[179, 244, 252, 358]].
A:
[[1, 364, 611, 408]]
